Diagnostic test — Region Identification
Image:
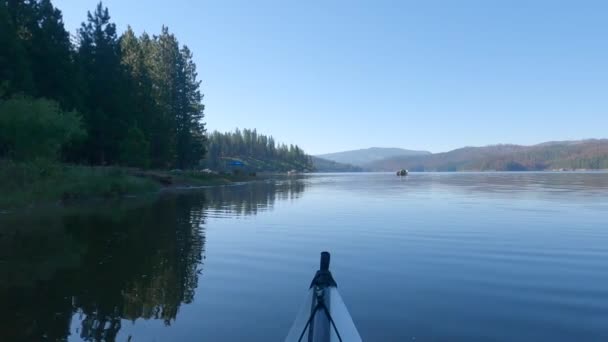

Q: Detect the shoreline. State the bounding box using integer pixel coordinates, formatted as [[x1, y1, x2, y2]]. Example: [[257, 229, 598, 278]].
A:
[[0, 162, 261, 212], [4, 166, 605, 213]]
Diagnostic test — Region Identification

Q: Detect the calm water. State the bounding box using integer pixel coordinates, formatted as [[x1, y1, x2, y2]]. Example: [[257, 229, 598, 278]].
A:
[[1, 172, 608, 341]]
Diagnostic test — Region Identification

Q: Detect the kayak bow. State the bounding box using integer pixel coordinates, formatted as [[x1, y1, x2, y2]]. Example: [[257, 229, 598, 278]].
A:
[[285, 252, 362, 342]]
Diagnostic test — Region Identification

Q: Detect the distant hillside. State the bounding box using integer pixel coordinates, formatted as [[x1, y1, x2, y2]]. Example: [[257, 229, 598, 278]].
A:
[[316, 147, 431, 166], [204, 129, 314, 172], [311, 156, 363, 172], [365, 140, 608, 171]]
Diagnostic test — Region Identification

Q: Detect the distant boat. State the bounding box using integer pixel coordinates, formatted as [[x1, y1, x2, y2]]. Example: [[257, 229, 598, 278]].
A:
[[288, 169, 298, 176], [285, 252, 362, 342], [396, 169, 408, 176]]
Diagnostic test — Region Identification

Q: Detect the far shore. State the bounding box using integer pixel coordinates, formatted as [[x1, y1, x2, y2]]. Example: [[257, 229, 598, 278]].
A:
[[327, 169, 608, 173]]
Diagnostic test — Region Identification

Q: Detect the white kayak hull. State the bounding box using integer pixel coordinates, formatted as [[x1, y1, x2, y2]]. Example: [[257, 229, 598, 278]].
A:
[[285, 252, 362, 342]]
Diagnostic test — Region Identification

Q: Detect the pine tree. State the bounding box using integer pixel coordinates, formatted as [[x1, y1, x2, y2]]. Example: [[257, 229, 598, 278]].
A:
[[145, 27, 181, 167], [0, 1, 34, 96], [77, 2, 130, 164], [31, 0, 77, 107], [119, 27, 153, 167], [175, 45, 206, 168]]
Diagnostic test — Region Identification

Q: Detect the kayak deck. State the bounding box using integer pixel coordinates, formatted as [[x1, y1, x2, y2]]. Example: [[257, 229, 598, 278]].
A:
[[285, 252, 362, 342]]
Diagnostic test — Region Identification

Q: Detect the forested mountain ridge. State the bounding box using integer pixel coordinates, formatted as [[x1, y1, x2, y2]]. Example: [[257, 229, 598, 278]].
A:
[[365, 140, 608, 171], [203, 129, 314, 172], [316, 147, 431, 166], [310, 156, 363, 172]]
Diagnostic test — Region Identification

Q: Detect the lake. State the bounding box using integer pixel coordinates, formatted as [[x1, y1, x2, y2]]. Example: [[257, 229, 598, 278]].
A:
[[1, 172, 608, 341]]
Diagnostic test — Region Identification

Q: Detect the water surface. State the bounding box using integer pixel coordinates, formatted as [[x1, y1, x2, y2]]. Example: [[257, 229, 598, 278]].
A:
[[1, 173, 607, 341]]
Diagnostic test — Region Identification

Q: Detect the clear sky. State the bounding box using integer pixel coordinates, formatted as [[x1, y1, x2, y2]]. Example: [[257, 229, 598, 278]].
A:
[[54, 0, 608, 154]]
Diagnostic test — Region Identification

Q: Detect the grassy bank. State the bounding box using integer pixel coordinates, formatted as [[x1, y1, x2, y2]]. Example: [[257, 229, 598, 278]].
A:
[[0, 160, 159, 209], [0, 161, 255, 209]]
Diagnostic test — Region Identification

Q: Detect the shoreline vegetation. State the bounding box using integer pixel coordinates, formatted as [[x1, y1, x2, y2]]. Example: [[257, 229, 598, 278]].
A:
[[0, 161, 260, 210]]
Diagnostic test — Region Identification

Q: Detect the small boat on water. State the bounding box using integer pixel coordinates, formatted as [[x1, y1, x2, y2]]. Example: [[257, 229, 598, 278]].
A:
[[397, 169, 408, 176], [285, 252, 362, 342]]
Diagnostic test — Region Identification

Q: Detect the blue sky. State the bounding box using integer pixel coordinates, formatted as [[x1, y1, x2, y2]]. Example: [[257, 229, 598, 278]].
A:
[[54, 0, 608, 154]]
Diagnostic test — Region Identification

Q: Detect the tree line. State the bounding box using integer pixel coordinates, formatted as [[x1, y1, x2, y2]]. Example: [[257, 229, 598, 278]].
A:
[[0, 0, 205, 169], [204, 129, 313, 171]]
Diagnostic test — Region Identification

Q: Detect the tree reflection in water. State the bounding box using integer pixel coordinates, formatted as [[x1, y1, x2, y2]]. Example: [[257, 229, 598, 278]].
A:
[[0, 179, 306, 341]]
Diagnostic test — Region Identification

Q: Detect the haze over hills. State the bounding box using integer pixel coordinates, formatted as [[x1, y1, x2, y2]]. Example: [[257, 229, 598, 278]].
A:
[[316, 147, 431, 167], [363, 139, 608, 172], [310, 157, 363, 172]]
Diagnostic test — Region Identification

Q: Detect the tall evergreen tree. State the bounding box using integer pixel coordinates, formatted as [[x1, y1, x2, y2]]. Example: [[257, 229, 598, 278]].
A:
[[119, 27, 153, 167], [2, 1, 76, 104], [175, 45, 206, 168], [77, 2, 129, 164], [144, 26, 180, 167], [0, 1, 34, 96], [31, 0, 77, 107]]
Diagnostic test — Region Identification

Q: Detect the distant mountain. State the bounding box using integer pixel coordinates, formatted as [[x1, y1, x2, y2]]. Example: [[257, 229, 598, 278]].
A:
[[311, 156, 363, 172], [316, 147, 431, 166], [364, 139, 608, 171]]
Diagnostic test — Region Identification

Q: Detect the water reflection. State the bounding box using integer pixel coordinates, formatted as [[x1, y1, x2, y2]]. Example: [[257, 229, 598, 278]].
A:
[[0, 179, 306, 341], [307, 172, 608, 202], [204, 179, 306, 216]]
